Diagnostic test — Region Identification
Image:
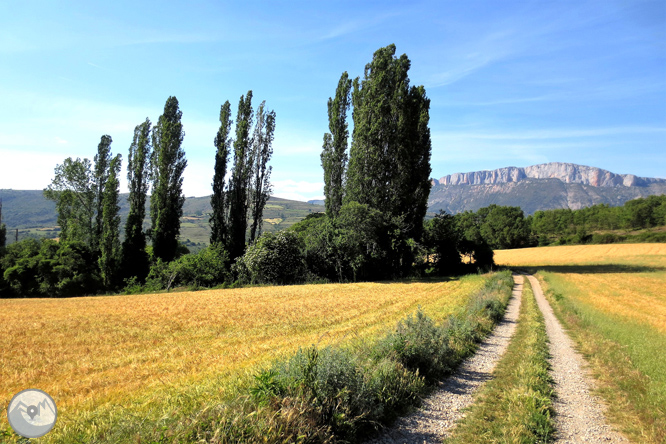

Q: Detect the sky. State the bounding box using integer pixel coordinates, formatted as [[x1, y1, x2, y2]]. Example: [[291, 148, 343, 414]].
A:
[[1, 0, 664, 201]]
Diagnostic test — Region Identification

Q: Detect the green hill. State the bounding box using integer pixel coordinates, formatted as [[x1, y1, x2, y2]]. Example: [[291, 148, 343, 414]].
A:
[[0, 190, 324, 248]]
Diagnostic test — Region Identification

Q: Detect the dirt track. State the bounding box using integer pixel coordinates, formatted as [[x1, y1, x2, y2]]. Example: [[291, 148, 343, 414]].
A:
[[526, 274, 628, 443], [366, 274, 630, 443], [365, 275, 524, 443]]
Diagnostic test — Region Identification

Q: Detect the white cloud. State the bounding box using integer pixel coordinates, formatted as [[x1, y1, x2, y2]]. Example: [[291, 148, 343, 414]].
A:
[[272, 127, 321, 156], [0, 149, 65, 190], [271, 179, 324, 202], [319, 11, 402, 40]]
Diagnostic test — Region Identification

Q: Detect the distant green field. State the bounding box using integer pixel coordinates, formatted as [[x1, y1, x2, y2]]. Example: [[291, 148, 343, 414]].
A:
[[0, 190, 324, 247]]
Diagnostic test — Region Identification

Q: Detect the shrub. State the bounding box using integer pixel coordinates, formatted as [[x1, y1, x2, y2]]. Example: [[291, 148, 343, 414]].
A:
[[376, 308, 453, 383], [143, 244, 230, 291], [236, 231, 306, 285]]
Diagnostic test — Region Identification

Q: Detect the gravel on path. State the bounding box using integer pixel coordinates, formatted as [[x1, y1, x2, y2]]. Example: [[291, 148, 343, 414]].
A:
[[364, 275, 524, 444], [526, 274, 628, 443]]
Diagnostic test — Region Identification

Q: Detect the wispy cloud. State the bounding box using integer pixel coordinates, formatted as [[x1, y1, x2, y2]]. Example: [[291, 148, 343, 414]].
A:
[[422, 1, 636, 88], [441, 126, 666, 141], [0, 35, 35, 53], [272, 129, 321, 156], [319, 10, 403, 40], [272, 179, 324, 201], [435, 95, 556, 107]]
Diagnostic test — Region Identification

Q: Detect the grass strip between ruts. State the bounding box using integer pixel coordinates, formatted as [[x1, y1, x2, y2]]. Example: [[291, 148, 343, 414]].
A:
[[446, 276, 555, 444]]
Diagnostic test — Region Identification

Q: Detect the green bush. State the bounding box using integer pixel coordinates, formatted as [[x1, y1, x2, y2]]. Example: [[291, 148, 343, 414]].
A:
[[236, 231, 306, 285], [140, 244, 230, 292], [1, 239, 100, 297], [590, 233, 623, 244], [376, 309, 453, 383]]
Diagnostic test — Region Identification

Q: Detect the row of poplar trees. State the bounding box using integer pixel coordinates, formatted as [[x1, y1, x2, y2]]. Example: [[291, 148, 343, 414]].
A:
[[321, 44, 432, 242], [44, 97, 187, 287], [44, 92, 274, 291]]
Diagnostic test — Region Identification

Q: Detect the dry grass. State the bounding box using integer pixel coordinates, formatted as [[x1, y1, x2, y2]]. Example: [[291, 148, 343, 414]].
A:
[[0, 277, 482, 439], [495, 243, 666, 333], [494, 243, 666, 267]]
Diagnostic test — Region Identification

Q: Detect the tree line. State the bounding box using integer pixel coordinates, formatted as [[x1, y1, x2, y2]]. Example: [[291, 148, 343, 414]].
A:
[[1, 44, 500, 297], [443, 195, 666, 253], [529, 194, 666, 245], [0, 92, 276, 297]]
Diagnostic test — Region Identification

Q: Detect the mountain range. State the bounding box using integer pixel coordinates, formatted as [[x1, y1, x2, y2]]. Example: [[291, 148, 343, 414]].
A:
[[428, 162, 666, 215]]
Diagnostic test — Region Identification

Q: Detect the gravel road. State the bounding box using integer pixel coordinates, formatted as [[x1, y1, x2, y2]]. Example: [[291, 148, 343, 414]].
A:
[[526, 274, 628, 443], [364, 275, 524, 444]]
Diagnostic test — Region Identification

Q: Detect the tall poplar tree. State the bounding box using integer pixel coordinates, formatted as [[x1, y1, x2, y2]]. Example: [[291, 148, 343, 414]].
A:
[[345, 44, 432, 240], [151, 96, 187, 262], [92, 135, 113, 252], [122, 119, 152, 280], [249, 101, 276, 243], [210, 101, 232, 246], [99, 154, 122, 288], [227, 91, 253, 261], [321, 71, 351, 218]]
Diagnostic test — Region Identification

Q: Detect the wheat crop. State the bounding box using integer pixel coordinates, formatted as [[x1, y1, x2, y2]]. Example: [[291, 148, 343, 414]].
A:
[[0, 277, 483, 438], [495, 243, 666, 332]]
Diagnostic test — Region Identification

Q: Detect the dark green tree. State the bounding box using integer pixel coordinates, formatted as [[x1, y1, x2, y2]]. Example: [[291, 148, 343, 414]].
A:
[[227, 91, 254, 261], [44, 157, 95, 247], [122, 119, 152, 281], [321, 71, 351, 218], [424, 211, 463, 274], [92, 135, 113, 252], [151, 96, 187, 262], [345, 44, 432, 241], [477, 205, 532, 250], [210, 101, 232, 246], [249, 101, 276, 243], [99, 154, 122, 288], [2, 239, 100, 297]]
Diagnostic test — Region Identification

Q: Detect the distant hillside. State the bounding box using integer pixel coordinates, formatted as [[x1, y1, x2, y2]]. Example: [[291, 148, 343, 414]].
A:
[[4, 162, 665, 242], [0, 190, 323, 246], [429, 163, 666, 215]]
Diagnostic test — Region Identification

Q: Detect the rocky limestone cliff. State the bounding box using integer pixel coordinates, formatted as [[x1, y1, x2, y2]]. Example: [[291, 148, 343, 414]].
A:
[[433, 162, 665, 188], [429, 163, 666, 215]]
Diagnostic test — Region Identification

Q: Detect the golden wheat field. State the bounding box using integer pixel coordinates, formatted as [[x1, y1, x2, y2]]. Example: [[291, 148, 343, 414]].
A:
[[0, 277, 483, 436], [495, 243, 666, 332]]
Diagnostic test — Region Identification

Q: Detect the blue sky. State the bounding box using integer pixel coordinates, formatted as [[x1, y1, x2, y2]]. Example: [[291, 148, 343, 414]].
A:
[[1, 0, 664, 201]]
